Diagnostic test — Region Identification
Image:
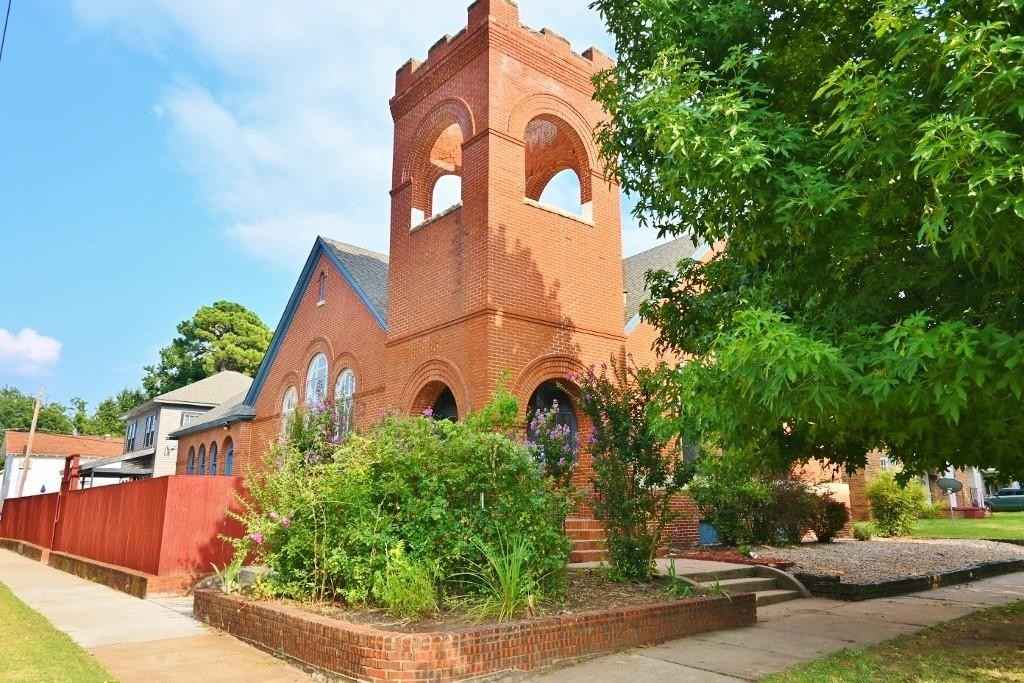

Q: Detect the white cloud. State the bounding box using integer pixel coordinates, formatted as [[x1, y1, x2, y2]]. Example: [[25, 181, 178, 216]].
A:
[[0, 329, 62, 375], [72, 1, 663, 263]]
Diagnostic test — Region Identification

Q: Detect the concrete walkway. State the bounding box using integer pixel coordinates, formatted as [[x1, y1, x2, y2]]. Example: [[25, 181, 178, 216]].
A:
[[0, 549, 309, 683], [526, 571, 1024, 682]]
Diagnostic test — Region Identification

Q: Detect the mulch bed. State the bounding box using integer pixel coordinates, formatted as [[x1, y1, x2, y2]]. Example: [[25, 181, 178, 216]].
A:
[[670, 547, 794, 570], [264, 568, 688, 633]]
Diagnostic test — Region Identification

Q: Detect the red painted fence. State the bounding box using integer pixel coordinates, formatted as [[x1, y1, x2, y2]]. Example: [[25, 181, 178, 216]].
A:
[[0, 493, 60, 549], [1, 476, 246, 577]]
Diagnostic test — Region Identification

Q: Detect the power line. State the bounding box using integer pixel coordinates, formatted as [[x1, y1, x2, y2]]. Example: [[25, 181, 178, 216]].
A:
[[0, 0, 11, 66]]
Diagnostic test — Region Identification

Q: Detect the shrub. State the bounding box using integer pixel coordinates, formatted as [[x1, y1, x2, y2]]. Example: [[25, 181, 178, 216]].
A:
[[853, 522, 875, 541], [237, 389, 570, 616], [373, 545, 438, 619], [457, 535, 541, 622], [689, 453, 772, 546], [811, 496, 850, 543], [758, 480, 819, 545], [527, 401, 578, 489], [866, 472, 927, 537], [578, 357, 695, 581]]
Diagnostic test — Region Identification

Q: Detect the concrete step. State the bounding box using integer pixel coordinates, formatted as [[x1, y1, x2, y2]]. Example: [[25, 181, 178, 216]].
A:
[[700, 577, 779, 594], [754, 589, 803, 607], [680, 566, 758, 583]]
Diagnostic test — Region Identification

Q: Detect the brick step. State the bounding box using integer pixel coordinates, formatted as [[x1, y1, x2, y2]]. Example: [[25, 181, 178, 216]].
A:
[[564, 518, 605, 531], [679, 566, 758, 582], [755, 589, 803, 607], [569, 549, 608, 563], [570, 539, 607, 552], [565, 529, 606, 541]]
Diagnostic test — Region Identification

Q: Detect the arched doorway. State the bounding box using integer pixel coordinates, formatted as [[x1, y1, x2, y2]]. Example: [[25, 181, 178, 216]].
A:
[[412, 380, 460, 422], [527, 380, 578, 445]]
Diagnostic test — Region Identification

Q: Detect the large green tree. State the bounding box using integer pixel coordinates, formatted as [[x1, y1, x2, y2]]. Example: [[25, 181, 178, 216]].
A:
[[142, 301, 272, 397], [592, 0, 1024, 477], [0, 387, 74, 436], [70, 388, 147, 437]]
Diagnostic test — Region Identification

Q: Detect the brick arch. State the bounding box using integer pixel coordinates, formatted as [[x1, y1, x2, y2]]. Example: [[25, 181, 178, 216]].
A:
[[402, 97, 476, 214], [506, 94, 599, 203], [514, 354, 588, 420], [400, 358, 469, 417]]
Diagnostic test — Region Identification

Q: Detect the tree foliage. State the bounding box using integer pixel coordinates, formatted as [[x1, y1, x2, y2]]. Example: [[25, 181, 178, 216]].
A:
[[143, 301, 271, 397], [71, 389, 147, 437], [0, 387, 74, 437], [592, 0, 1024, 477]]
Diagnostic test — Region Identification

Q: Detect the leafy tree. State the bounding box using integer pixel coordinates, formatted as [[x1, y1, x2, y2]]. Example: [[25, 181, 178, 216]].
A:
[[592, 0, 1024, 478], [88, 389, 147, 436], [143, 301, 272, 396], [0, 387, 74, 436], [70, 389, 147, 437]]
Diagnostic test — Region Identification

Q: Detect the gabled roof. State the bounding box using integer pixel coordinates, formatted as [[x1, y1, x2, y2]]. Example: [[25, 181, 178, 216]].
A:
[[168, 392, 256, 439], [622, 238, 705, 324], [243, 236, 390, 408], [125, 371, 253, 419], [321, 238, 390, 325]]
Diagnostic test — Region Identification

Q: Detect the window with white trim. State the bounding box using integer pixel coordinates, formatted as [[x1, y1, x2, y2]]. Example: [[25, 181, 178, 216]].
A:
[[143, 415, 157, 448], [335, 369, 356, 437], [305, 353, 329, 407], [125, 420, 138, 452], [281, 387, 298, 436], [181, 412, 201, 427]]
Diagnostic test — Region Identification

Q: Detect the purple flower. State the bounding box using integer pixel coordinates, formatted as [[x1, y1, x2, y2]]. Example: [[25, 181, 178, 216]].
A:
[[280, 517, 292, 529], [249, 532, 264, 545], [422, 407, 434, 418], [269, 511, 280, 522]]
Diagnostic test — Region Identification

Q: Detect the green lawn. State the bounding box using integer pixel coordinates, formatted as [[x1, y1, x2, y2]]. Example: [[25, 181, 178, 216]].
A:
[[911, 512, 1024, 541], [764, 600, 1024, 682], [0, 581, 115, 682]]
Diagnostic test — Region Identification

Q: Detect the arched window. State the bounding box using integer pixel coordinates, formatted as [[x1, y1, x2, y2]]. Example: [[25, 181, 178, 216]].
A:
[[305, 353, 329, 407], [411, 122, 464, 226], [317, 271, 327, 303], [186, 447, 196, 475], [224, 438, 234, 476], [527, 381, 579, 447], [209, 442, 218, 475], [524, 115, 592, 219], [198, 445, 207, 477], [281, 387, 298, 436], [335, 369, 357, 437]]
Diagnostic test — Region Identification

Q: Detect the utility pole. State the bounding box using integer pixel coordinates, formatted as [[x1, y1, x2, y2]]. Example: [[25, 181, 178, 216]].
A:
[[15, 389, 43, 498]]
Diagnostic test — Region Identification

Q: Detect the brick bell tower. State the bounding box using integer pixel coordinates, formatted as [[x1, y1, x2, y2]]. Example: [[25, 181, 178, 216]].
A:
[[385, 0, 625, 416]]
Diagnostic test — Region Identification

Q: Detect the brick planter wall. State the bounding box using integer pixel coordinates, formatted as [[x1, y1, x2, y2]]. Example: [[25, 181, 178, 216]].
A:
[[195, 590, 755, 682]]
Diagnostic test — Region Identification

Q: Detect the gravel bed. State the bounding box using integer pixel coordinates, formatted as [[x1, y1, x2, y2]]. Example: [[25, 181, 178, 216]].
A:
[[758, 538, 1024, 584]]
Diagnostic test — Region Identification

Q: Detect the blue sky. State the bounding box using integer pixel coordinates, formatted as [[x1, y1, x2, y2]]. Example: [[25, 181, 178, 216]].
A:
[[0, 1, 668, 411]]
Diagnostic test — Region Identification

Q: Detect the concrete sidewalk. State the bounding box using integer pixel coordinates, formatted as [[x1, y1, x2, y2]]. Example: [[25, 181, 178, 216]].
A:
[[0, 549, 308, 683], [526, 571, 1024, 682]]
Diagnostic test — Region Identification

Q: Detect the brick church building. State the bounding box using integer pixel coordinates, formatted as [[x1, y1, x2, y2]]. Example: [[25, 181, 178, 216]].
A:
[[171, 0, 709, 554]]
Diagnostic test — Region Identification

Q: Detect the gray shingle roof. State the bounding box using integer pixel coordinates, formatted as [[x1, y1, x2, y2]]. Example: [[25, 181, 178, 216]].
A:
[[168, 391, 256, 439], [125, 371, 254, 419], [622, 238, 702, 323], [322, 238, 390, 325]]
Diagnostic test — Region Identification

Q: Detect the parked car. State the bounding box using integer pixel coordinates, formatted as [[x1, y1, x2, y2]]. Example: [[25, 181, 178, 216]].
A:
[[985, 488, 1024, 512]]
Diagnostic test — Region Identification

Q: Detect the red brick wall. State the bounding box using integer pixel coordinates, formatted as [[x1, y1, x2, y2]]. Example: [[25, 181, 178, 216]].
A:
[[196, 588, 755, 683]]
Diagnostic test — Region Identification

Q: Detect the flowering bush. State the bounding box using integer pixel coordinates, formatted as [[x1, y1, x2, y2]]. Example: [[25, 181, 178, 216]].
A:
[[235, 388, 570, 616], [578, 356, 694, 581], [527, 400, 578, 488]]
